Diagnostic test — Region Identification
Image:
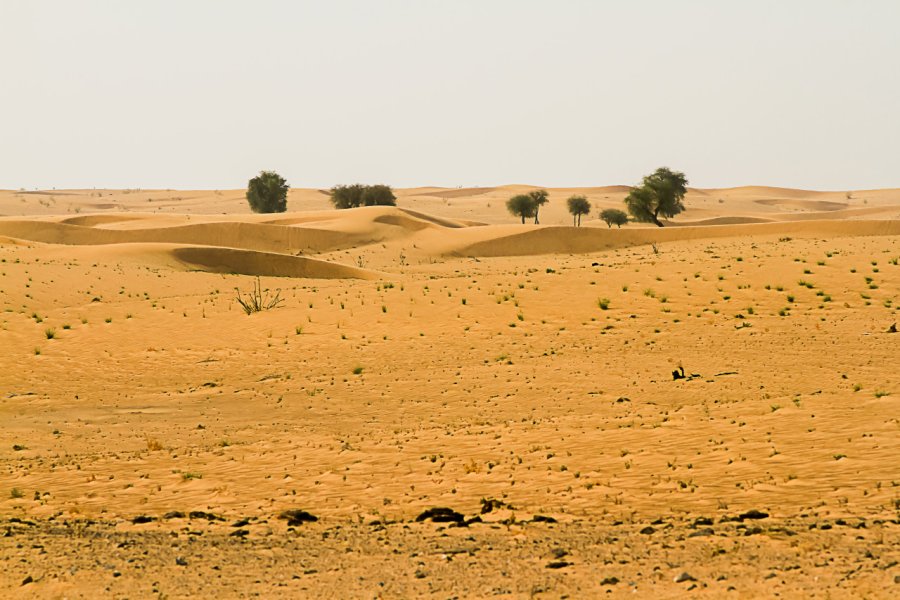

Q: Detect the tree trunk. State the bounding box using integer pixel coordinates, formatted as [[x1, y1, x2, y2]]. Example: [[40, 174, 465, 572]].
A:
[[534, 208, 540, 225], [521, 215, 525, 224], [573, 215, 576, 227]]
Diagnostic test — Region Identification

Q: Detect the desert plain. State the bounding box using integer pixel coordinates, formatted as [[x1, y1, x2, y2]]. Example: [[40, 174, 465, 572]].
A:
[[0, 184, 898, 598]]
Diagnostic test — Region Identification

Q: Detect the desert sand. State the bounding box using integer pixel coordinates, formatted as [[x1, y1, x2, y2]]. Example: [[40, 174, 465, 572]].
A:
[[1, 185, 898, 598]]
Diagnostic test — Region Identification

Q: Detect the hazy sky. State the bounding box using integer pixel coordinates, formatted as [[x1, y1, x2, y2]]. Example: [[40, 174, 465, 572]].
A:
[[3, 1, 898, 190]]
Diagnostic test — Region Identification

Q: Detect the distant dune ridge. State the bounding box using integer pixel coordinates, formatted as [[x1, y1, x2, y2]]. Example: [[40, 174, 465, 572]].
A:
[[0, 183, 898, 276]]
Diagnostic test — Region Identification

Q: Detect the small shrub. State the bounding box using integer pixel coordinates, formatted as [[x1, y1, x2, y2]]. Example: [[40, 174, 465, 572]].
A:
[[235, 277, 283, 315], [598, 298, 611, 310]]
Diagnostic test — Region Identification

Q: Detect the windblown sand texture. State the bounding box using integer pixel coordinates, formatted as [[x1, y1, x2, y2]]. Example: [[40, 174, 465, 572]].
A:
[[1, 185, 899, 598]]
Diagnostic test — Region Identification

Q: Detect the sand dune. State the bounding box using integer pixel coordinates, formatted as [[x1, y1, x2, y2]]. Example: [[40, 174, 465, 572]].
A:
[[60, 214, 149, 227], [669, 216, 774, 226], [3, 185, 899, 229], [704, 185, 834, 198], [755, 198, 849, 211], [3, 205, 898, 264], [777, 205, 900, 221], [418, 187, 496, 199], [172, 247, 375, 279], [376, 208, 477, 229], [19, 241, 373, 280], [451, 219, 900, 257], [1, 186, 898, 598], [0, 219, 368, 254], [0, 206, 477, 253]]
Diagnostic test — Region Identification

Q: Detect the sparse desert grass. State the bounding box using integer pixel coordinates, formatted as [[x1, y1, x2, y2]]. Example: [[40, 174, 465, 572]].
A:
[[0, 189, 897, 598]]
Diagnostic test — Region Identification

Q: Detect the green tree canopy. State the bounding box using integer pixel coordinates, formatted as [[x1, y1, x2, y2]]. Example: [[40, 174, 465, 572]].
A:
[[329, 184, 396, 209], [246, 170, 289, 213], [361, 184, 397, 206], [328, 184, 365, 209], [506, 194, 537, 224], [624, 167, 688, 227], [599, 208, 629, 228], [566, 195, 592, 226], [528, 189, 550, 224]]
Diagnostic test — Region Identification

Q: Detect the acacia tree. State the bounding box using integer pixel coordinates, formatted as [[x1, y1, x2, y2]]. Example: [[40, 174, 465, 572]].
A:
[[624, 167, 688, 227], [599, 208, 629, 228], [529, 189, 549, 224], [329, 184, 396, 209], [361, 184, 396, 206], [506, 194, 536, 224], [246, 170, 289, 213], [328, 184, 365, 209], [566, 195, 591, 226]]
